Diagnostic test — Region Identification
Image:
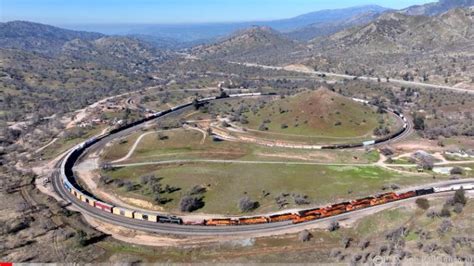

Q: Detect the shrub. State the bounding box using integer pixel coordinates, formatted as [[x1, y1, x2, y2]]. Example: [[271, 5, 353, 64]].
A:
[[189, 185, 206, 195], [440, 206, 451, 217], [179, 196, 204, 212], [453, 188, 467, 205], [328, 221, 340, 232], [415, 198, 430, 210], [238, 197, 259, 212], [450, 167, 464, 175], [298, 230, 312, 242]]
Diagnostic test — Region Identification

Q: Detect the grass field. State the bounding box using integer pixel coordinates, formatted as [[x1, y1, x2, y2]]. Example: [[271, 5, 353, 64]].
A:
[[102, 162, 447, 215], [97, 198, 474, 263], [101, 128, 382, 164]]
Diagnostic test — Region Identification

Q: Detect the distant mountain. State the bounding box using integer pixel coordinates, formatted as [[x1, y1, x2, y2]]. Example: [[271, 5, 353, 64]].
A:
[[0, 21, 171, 68], [299, 7, 474, 87], [271, 5, 389, 32], [192, 26, 301, 64], [313, 7, 474, 53], [399, 0, 474, 16], [62, 5, 389, 44], [0, 21, 104, 54], [286, 10, 383, 41]]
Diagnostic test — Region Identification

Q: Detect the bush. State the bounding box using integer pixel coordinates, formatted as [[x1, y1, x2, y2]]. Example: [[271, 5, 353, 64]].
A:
[[450, 167, 464, 175], [179, 196, 204, 212], [415, 198, 430, 210], [238, 197, 259, 212], [298, 230, 312, 242], [440, 206, 451, 217], [328, 221, 340, 232], [189, 185, 206, 195], [75, 230, 88, 247], [453, 188, 467, 205], [453, 203, 463, 214]]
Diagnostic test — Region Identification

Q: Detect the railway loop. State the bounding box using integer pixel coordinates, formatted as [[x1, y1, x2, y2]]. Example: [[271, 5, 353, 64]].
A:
[[52, 93, 474, 235]]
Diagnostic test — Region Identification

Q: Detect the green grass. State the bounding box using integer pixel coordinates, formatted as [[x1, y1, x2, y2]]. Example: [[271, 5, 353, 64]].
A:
[[242, 90, 391, 138], [103, 163, 445, 215], [102, 128, 384, 164]]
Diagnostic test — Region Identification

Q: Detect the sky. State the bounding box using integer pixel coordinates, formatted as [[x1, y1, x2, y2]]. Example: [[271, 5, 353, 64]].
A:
[[1, 0, 435, 24]]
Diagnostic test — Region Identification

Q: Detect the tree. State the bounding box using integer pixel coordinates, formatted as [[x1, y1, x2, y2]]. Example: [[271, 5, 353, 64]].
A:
[[75, 230, 88, 247], [192, 98, 200, 110], [328, 221, 340, 232], [238, 197, 259, 212], [450, 167, 464, 175], [179, 196, 204, 212], [413, 115, 425, 130], [415, 198, 430, 210], [453, 188, 467, 205]]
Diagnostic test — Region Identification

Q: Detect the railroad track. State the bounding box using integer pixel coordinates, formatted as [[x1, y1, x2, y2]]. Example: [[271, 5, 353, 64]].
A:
[[48, 93, 471, 236]]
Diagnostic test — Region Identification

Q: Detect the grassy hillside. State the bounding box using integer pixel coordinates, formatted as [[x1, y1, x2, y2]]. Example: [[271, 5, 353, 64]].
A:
[[241, 88, 389, 138]]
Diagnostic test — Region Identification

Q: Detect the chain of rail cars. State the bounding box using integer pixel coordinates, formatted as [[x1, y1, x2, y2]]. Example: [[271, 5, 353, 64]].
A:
[[60, 93, 472, 228]]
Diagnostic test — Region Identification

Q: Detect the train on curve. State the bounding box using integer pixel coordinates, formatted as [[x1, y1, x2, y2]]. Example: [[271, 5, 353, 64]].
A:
[[60, 92, 467, 228]]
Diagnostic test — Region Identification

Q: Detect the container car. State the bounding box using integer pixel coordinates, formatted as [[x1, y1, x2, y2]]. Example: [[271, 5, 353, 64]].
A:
[[95, 201, 113, 212], [134, 211, 158, 222], [81, 195, 96, 207], [113, 207, 134, 218]]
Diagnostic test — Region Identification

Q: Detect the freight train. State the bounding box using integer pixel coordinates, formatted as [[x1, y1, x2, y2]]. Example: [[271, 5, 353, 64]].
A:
[[60, 93, 472, 228]]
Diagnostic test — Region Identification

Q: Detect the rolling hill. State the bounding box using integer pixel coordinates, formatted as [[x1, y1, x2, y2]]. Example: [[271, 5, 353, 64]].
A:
[[192, 26, 302, 64], [399, 0, 474, 16], [0, 21, 104, 55], [241, 88, 387, 138]]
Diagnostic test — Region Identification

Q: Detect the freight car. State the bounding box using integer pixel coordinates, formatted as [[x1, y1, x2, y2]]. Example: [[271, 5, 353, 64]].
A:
[[134, 211, 158, 222], [95, 201, 113, 212], [113, 207, 134, 218]]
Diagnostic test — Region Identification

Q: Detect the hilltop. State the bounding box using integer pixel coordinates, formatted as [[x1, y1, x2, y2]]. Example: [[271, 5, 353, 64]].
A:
[[192, 26, 301, 64], [399, 0, 474, 16], [240, 88, 389, 138]]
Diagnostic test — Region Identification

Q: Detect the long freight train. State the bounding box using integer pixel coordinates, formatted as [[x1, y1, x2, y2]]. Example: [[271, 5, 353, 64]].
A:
[[60, 93, 472, 227]]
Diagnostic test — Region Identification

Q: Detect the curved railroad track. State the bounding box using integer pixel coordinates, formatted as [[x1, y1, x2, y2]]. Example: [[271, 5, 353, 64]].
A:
[[50, 93, 472, 236]]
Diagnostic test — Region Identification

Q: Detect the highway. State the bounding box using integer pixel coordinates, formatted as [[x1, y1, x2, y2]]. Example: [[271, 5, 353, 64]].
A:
[[50, 94, 472, 236]]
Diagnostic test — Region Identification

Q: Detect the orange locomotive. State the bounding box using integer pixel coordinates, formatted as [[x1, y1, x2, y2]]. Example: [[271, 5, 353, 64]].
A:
[[371, 192, 400, 205], [397, 191, 416, 200], [268, 213, 299, 223], [205, 218, 238, 226], [238, 216, 269, 225]]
